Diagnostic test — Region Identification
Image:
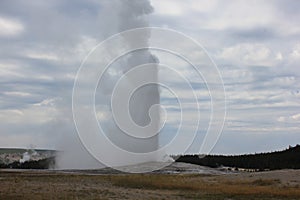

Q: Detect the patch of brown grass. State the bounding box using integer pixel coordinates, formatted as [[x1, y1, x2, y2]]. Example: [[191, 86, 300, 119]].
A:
[[251, 178, 281, 186], [107, 174, 300, 198], [1, 171, 300, 199]]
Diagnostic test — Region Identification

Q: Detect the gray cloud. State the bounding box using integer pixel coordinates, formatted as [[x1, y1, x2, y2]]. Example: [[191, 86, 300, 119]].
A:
[[0, 0, 299, 155]]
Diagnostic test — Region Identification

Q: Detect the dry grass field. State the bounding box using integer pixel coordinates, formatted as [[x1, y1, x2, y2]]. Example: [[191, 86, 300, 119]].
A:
[[0, 169, 300, 200]]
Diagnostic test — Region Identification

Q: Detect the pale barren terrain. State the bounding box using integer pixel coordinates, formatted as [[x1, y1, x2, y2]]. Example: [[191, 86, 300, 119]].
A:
[[1, 168, 300, 200]]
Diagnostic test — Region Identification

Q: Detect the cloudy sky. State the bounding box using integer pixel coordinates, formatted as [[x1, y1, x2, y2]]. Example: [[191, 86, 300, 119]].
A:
[[0, 0, 300, 155]]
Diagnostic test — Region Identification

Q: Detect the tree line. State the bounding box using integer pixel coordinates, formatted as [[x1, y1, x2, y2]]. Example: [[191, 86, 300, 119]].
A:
[[0, 157, 55, 169], [175, 145, 300, 170]]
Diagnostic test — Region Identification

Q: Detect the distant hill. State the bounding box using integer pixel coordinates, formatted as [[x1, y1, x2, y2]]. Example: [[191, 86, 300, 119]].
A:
[[175, 145, 300, 170]]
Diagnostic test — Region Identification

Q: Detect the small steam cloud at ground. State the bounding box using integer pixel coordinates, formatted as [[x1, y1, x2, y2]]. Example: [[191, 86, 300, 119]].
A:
[[19, 152, 31, 163], [19, 149, 38, 163], [55, 0, 166, 169]]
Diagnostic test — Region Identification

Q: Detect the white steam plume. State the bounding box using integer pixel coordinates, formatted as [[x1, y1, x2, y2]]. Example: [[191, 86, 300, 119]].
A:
[[56, 0, 161, 169]]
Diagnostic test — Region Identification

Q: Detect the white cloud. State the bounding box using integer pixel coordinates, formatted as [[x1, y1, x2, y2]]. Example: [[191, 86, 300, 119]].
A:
[[218, 43, 281, 66], [202, 1, 274, 30], [34, 98, 62, 107], [276, 52, 283, 61], [152, 0, 218, 17], [0, 62, 25, 78], [277, 113, 300, 123], [188, 0, 218, 13], [152, 0, 185, 16], [290, 43, 300, 60], [229, 126, 300, 132], [291, 113, 300, 121], [0, 104, 58, 124], [25, 52, 59, 61], [0, 16, 24, 37], [277, 116, 285, 122], [3, 91, 32, 97]]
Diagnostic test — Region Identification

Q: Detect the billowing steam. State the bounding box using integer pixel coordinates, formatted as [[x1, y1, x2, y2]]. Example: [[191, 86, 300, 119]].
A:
[[56, 0, 161, 169], [19, 150, 37, 163], [19, 152, 31, 163]]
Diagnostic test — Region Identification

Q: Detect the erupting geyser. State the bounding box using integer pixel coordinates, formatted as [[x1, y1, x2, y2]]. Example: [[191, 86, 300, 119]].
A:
[[105, 0, 160, 154], [56, 0, 164, 170]]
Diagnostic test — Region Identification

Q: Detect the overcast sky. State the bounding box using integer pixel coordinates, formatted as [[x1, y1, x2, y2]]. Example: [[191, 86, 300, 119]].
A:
[[0, 0, 299, 154]]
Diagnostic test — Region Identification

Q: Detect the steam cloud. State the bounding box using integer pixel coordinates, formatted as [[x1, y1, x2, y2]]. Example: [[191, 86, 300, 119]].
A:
[[56, 0, 161, 169]]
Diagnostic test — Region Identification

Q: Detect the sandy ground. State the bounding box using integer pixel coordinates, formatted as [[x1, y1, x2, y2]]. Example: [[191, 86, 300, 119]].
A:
[[221, 169, 300, 186], [0, 164, 300, 200]]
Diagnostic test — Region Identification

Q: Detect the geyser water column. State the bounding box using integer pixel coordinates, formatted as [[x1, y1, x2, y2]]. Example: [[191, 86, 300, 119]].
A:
[[72, 30, 163, 169], [60, 1, 226, 171], [111, 0, 160, 155], [72, 28, 226, 173], [98, 0, 161, 159], [106, 53, 161, 154], [98, 0, 160, 155]]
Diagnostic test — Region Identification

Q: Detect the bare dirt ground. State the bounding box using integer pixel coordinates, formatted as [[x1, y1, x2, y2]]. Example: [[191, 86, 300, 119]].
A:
[[0, 168, 300, 200]]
